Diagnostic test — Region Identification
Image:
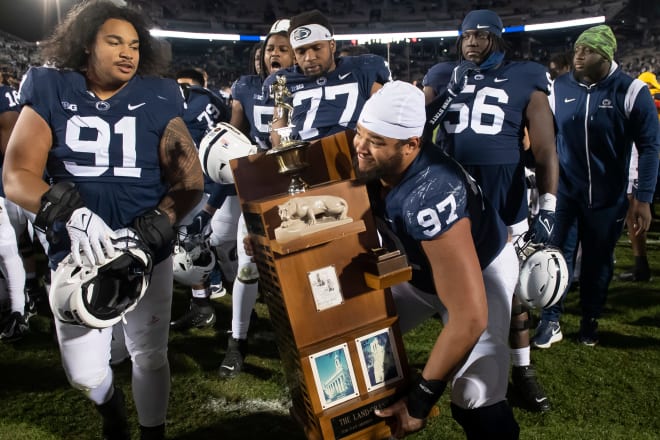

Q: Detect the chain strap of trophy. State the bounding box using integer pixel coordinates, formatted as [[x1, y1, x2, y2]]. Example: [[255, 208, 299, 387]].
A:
[[267, 75, 311, 194]]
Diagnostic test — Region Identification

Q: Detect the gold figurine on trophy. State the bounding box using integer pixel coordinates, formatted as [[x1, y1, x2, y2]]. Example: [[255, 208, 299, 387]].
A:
[[268, 75, 311, 194], [271, 75, 295, 128]]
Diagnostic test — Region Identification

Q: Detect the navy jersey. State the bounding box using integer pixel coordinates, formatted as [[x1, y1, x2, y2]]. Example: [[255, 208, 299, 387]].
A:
[[425, 60, 550, 166], [550, 63, 660, 208], [263, 54, 391, 141], [0, 84, 20, 185], [422, 62, 456, 96], [181, 83, 229, 146], [0, 84, 20, 115], [19, 66, 183, 231], [368, 144, 507, 294], [231, 74, 273, 150]]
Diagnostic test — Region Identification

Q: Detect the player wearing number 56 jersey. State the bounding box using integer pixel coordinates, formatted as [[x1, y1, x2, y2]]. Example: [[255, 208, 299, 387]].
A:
[[267, 9, 390, 147], [423, 53, 555, 230], [423, 10, 559, 413], [3, 1, 203, 438]]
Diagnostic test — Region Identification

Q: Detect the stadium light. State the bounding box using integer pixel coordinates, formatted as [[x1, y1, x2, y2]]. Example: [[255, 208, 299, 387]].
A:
[[149, 29, 260, 42], [149, 15, 607, 43], [524, 16, 605, 32]]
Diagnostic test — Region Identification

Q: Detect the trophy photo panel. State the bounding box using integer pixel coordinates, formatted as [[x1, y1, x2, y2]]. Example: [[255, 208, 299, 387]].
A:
[[309, 343, 359, 410], [355, 327, 404, 392]]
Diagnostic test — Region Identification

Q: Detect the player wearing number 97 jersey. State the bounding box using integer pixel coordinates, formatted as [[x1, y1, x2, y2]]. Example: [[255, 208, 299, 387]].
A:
[[355, 81, 519, 438]]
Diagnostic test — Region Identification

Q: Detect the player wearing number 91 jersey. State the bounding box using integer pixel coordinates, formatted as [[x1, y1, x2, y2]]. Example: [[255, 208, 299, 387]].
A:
[[17, 66, 183, 262], [3, 3, 203, 437]]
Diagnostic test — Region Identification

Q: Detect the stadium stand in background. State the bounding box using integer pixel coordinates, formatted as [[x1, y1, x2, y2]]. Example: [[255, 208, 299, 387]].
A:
[[1, 0, 658, 89]]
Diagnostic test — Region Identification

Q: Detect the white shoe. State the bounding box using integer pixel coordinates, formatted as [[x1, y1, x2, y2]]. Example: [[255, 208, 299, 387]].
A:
[[209, 283, 227, 299]]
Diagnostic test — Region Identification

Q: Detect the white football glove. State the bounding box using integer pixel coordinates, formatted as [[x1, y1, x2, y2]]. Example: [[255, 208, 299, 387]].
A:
[[66, 207, 116, 266]]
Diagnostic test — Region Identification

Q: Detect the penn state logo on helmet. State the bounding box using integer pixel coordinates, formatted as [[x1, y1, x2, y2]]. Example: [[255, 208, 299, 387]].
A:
[[198, 122, 257, 184], [49, 233, 152, 329], [514, 235, 569, 309], [172, 234, 217, 286]]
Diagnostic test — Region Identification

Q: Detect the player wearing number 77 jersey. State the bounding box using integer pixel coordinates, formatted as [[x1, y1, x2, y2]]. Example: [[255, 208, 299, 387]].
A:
[[3, 1, 203, 438], [265, 9, 391, 148]]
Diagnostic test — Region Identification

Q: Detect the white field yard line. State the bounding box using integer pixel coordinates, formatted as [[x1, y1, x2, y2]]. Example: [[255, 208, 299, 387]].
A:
[[204, 397, 292, 414]]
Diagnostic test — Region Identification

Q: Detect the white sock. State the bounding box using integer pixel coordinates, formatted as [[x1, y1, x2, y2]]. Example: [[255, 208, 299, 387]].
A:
[[231, 279, 258, 340], [511, 347, 530, 367], [191, 288, 208, 299]]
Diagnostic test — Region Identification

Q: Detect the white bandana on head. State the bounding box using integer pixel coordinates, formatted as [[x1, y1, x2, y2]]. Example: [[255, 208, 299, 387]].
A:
[[358, 81, 425, 140], [289, 24, 333, 49]]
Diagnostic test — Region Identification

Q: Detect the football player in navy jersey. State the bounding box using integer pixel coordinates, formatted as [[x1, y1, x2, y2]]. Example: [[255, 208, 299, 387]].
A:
[[230, 20, 295, 150], [422, 9, 558, 412], [0, 82, 28, 342], [169, 66, 235, 331], [266, 9, 391, 147], [216, 20, 296, 378], [176, 67, 231, 146], [2, 1, 203, 438], [355, 81, 519, 440]]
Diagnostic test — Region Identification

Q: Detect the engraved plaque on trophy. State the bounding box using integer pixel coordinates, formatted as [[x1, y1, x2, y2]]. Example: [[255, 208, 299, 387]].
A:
[[267, 75, 311, 194]]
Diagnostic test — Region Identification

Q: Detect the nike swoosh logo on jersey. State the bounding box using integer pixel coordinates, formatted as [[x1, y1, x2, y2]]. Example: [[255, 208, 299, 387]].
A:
[[222, 365, 236, 371], [494, 77, 508, 83], [535, 397, 548, 403], [564, 98, 576, 103], [128, 102, 146, 110], [338, 72, 352, 80]]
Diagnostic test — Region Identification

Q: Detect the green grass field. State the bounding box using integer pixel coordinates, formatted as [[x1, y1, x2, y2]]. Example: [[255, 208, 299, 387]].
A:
[[1, 221, 659, 440]]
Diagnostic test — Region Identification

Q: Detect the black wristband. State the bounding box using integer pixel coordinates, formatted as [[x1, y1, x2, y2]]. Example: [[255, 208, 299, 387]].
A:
[[132, 208, 175, 255], [33, 182, 85, 245], [406, 376, 447, 419]]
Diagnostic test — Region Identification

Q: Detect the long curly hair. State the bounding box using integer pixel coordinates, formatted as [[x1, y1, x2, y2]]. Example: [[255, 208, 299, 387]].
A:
[[39, 0, 168, 76]]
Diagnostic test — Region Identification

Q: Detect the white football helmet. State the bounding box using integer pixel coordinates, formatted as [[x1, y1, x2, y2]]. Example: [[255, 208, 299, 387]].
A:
[[198, 122, 257, 184], [514, 235, 569, 309], [269, 19, 290, 34], [172, 237, 217, 286], [49, 246, 152, 329]]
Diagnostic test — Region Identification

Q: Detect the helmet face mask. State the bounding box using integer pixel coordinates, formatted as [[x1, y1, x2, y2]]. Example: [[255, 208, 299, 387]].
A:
[[198, 122, 257, 184], [514, 235, 569, 309], [50, 247, 152, 329]]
